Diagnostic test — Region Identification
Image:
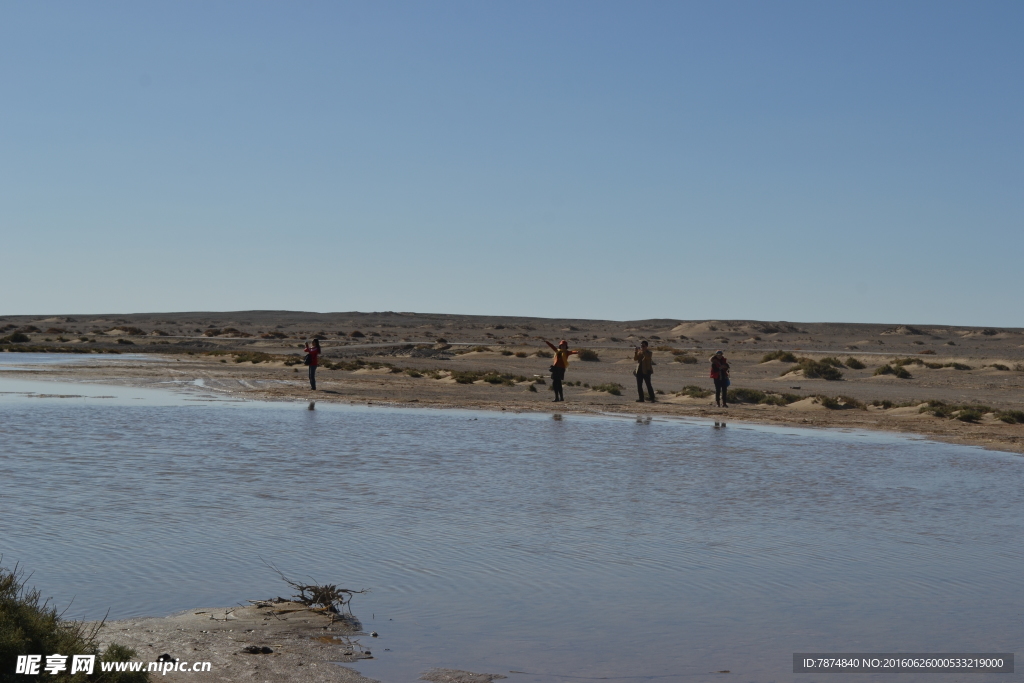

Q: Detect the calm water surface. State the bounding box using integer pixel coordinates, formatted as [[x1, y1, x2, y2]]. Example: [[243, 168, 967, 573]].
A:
[[1, 371, 1022, 683]]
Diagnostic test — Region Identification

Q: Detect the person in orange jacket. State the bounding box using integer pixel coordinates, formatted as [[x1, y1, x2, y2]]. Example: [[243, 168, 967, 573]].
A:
[[633, 341, 655, 402], [542, 338, 577, 402]]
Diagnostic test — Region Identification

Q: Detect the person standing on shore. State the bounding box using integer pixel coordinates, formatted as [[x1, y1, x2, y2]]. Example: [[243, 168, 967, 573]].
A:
[[304, 338, 322, 391], [710, 350, 730, 407], [542, 338, 577, 402], [633, 341, 655, 402]]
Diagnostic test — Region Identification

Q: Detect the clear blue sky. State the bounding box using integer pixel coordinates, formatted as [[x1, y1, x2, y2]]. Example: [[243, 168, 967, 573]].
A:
[[2, 1, 1021, 326]]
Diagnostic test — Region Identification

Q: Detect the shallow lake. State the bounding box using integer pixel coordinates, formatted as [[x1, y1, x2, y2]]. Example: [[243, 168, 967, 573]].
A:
[[1, 370, 1022, 682]]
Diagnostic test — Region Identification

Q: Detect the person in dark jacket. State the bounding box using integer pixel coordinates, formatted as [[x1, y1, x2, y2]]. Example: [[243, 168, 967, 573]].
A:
[[304, 338, 321, 390], [633, 341, 655, 402], [710, 350, 730, 407]]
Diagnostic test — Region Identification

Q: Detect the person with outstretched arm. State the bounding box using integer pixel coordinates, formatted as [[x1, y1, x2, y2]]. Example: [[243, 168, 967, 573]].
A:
[[633, 341, 655, 402], [710, 350, 730, 407], [304, 338, 322, 391], [542, 339, 577, 402]]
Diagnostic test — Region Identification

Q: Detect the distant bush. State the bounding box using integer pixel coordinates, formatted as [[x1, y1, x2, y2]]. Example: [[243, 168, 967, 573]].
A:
[[2, 332, 30, 343], [260, 331, 288, 339], [45, 327, 67, 334], [872, 399, 895, 409], [987, 364, 1010, 371], [956, 408, 985, 423], [349, 331, 365, 338], [528, 384, 537, 392], [918, 349, 936, 355], [404, 369, 423, 378], [818, 395, 865, 410], [725, 388, 802, 406], [947, 362, 972, 371], [500, 350, 514, 356], [151, 329, 170, 336], [982, 329, 999, 336], [919, 401, 991, 420], [677, 385, 712, 398], [874, 364, 911, 379], [577, 348, 600, 362], [845, 357, 866, 369], [760, 350, 797, 363], [514, 351, 528, 358], [785, 358, 844, 380], [673, 355, 698, 364], [819, 357, 844, 368], [233, 352, 274, 364], [592, 383, 623, 395], [535, 350, 553, 358], [996, 410, 1024, 424], [203, 329, 222, 337], [116, 338, 135, 345]]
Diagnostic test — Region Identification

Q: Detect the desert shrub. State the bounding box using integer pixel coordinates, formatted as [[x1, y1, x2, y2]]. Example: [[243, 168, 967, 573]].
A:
[[995, 410, 1024, 424], [956, 408, 985, 423], [819, 395, 865, 410], [674, 355, 698, 364], [203, 329, 222, 337], [45, 327, 66, 334], [2, 332, 31, 343], [514, 351, 528, 358], [947, 362, 972, 371], [534, 377, 546, 385], [500, 350, 514, 356], [920, 401, 991, 420], [151, 329, 169, 336], [0, 563, 148, 683], [819, 357, 844, 368], [725, 388, 767, 404], [535, 350, 553, 358], [760, 350, 798, 363], [677, 385, 712, 398], [655, 345, 675, 352], [116, 339, 134, 345], [874, 364, 911, 378], [467, 346, 493, 353], [987, 364, 1010, 371], [577, 348, 600, 362], [592, 383, 623, 395], [892, 365, 912, 379], [924, 362, 943, 369], [918, 349, 936, 355], [845, 357, 866, 369], [528, 384, 537, 392], [349, 331, 365, 338], [233, 352, 274, 364], [404, 369, 423, 378], [788, 358, 844, 380], [872, 399, 895, 409], [260, 331, 288, 339], [982, 328, 999, 336]]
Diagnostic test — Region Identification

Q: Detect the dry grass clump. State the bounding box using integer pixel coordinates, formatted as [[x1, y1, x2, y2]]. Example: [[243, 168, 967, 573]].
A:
[[725, 388, 803, 406], [919, 400, 992, 422], [260, 331, 288, 339], [535, 350, 553, 358], [844, 357, 866, 369], [760, 350, 797, 363], [576, 348, 600, 361], [514, 351, 528, 358], [1, 332, 31, 343], [676, 385, 712, 398], [591, 383, 623, 395], [233, 351, 275, 364], [1, 562, 147, 682], [500, 350, 514, 356], [782, 358, 844, 380], [818, 395, 866, 410], [673, 354, 698, 364], [985, 364, 1011, 371], [874, 364, 912, 379], [995, 410, 1024, 424], [456, 346, 492, 355], [449, 370, 529, 385]]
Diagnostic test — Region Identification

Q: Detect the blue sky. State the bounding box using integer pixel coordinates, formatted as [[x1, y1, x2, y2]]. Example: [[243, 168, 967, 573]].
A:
[[2, 1, 1022, 326]]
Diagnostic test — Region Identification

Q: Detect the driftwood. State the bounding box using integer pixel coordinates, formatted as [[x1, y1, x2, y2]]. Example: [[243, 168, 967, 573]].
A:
[[260, 558, 368, 615]]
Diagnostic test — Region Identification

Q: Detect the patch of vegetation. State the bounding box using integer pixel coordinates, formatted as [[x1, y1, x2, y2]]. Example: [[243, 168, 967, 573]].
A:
[[259, 331, 288, 339], [872, 399, 895, 409], [783, 358, 844, 380], [673, 355, 698, 364], [987, 364, 1010, 371], [528, 384, 537, 392], [592, 383, 623, 395], [349, 331, 365, 338], [676, 385, 712, 398], [874, 364, 912, 379], [819, 357, 844, 368], [995, 410, 1024, 424], [818, 395, 865, 410], [500, 350, 514, 356], [760, 350, 798, 363], [577, 348, 600, 362], [203, 329, 222, 337], [233, 352, 275, 364], [514, 351, 528, 358], [116, 339, 135, 345], [535, 350, 553, 358], [918, 349, 936, 355], [981, 328, 999, 336], [844, 357, 866, 369], [456, 346, 492, 355], [2, 332, 32, 343], [725, 388, 803, 406], [1, 562, 148, 682], [919, 400, 992, 421], [404, 369, 423, 378]]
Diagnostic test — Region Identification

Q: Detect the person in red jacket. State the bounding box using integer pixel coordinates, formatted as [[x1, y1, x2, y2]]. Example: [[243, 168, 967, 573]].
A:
[[304, 338, 321, 390], [710, 350, 730, 407]]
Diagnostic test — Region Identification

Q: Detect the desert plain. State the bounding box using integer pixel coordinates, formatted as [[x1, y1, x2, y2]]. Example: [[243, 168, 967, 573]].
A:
[[3, 310, 1023, 455]]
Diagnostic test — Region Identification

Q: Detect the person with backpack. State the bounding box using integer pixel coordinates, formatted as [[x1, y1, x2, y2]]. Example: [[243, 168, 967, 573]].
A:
[[303, 338, 322, 390], [633, 341, 655, 402], [710, 350, 730, 407], [542, 338, 577, 402]]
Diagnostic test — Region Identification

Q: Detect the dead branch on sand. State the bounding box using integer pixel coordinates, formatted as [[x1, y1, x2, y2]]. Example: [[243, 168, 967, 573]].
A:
[[260, 558, 368, 616]]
